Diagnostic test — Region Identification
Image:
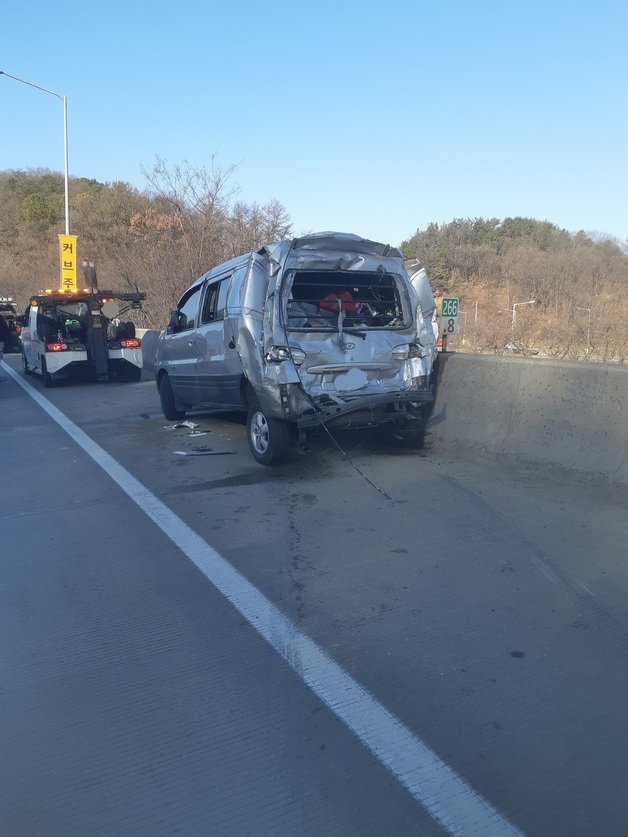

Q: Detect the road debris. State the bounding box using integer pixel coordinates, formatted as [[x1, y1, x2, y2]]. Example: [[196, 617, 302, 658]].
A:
[[174, 448, 237, 456], [164, 419, 199, 430]]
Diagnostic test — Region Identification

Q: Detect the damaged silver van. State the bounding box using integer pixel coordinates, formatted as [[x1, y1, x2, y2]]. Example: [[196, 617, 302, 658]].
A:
[[155, 232, 438, 465]]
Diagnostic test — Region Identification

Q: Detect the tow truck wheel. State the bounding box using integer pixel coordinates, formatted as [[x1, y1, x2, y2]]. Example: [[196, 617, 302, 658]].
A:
[[159, 374, 185, 420], [22, 350, 32, 375], [41, 357, 54, 388], [119, 364, 142, 383], [246, 395, 291, 466]]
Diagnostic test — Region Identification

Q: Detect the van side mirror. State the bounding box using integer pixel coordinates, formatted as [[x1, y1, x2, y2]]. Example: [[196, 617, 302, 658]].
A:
[[167, 310, 181, 334]]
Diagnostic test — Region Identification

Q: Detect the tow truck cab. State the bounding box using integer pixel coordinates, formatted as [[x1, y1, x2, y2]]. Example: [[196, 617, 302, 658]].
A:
[[21, 289, 146, 386]]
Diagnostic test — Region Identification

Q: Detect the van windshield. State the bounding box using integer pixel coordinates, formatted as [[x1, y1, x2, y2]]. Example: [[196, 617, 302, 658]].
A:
[[284, 270, 409, 331]]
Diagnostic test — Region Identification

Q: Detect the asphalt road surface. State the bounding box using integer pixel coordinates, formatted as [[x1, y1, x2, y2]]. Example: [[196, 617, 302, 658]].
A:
[[2, 356, 628, 836]]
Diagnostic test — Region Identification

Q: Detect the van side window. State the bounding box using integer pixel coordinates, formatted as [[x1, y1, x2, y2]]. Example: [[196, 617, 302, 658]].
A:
[[201, 277, 230, 323], [177, 285, 202, 330]]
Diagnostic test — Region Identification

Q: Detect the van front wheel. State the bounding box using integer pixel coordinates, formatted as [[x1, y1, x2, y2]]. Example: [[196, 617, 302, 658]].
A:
[[246, 399, 291, 466], [159, 374, 185, 420]]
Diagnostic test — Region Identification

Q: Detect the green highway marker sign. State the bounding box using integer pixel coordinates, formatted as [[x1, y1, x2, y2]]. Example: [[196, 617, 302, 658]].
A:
[[440, 297, 459, 335]]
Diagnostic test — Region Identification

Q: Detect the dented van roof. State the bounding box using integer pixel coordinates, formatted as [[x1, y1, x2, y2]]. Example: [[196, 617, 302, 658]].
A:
[[262, 231, 404, 267]]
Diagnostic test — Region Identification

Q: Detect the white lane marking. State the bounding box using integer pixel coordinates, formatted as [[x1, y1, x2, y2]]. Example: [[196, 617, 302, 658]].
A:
[[3, 362, 522, 836], [574, 579, 597, 598], [531, 557, 560, 585]]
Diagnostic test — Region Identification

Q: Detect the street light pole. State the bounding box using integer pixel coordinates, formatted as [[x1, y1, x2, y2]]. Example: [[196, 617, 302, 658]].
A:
[[0, 70, 69, 235]]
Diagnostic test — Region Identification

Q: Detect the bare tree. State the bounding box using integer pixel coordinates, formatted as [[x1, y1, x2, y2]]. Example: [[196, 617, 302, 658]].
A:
[[141, 155, 239, 280], [225, 199, 292, 257], [135, 158, 292, 326]]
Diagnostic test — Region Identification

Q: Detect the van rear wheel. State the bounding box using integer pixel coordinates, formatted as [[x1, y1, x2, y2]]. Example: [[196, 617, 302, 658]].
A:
[[390, 408, 429, 448], [246, 397, 291, 466]]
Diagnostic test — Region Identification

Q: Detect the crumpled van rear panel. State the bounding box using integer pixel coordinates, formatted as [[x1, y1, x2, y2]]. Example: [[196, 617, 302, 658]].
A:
[[288, 331, 414, 398], [280, 265, 419, 401], [220, 233, 436, 427]]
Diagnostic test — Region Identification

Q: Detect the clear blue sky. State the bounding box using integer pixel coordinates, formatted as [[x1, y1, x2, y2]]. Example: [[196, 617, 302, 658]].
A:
[[2, 0, 627, 247]]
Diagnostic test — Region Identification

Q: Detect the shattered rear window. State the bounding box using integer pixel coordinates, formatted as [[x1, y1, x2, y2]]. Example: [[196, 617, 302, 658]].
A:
[[284, 270, 409, 330]]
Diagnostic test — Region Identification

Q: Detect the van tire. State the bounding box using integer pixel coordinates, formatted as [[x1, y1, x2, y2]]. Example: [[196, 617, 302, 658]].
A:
[[159, 374, 185, 420], [246, 397, 291, 466], [22, 350, 32, 375], [387, 416, 427, 449]]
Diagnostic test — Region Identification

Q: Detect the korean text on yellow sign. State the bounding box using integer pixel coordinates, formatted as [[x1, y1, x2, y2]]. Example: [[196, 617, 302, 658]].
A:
[[58, 234, 78, 291]]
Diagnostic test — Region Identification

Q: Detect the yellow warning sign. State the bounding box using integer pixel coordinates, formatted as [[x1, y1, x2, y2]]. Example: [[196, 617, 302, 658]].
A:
[[58, 234, 78, 292]]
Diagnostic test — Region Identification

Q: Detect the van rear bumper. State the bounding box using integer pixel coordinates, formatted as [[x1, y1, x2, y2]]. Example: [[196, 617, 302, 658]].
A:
[[295, 387, 433, 429]]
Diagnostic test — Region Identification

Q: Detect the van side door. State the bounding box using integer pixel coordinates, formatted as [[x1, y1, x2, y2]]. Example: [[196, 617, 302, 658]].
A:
[[196, 274, 242, 408]]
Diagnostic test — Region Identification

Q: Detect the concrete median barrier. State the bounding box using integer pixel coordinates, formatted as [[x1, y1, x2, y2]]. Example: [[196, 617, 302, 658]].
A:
[[430, 353, 628, 486]]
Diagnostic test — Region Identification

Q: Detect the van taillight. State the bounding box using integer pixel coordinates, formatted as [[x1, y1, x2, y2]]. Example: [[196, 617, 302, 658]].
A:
[[265, 346, 292, 362], [120, 338, 141, 349], [46, 342, 67, 352], [392, 344, 413, 360], [265, 345, 306, 365]]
